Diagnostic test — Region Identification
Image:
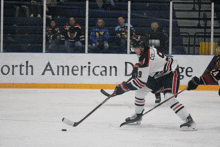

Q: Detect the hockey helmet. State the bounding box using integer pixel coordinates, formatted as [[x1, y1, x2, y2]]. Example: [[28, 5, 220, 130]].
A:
[[130, 35, 145, 52]]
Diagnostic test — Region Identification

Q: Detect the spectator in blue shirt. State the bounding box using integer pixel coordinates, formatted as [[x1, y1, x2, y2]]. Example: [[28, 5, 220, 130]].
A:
[[90, 18, 110, 53], [115, 16, 135, 53]]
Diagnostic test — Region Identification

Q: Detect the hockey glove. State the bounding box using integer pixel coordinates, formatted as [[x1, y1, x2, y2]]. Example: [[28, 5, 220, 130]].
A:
[[114, 82, 129, 95], [187, 76, 201, 90], [132, 63, 139, 79]]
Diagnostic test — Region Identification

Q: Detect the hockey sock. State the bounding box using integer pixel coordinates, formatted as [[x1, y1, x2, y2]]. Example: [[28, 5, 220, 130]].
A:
[[134, 97, 145, 114], [134, 87, 150, 114], [165, 93, 189, 121]]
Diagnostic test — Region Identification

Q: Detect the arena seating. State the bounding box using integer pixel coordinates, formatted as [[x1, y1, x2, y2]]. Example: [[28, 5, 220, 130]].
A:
[[3, 1, 183, 54], [63, 9, 172, 19], [3, 44, 42, 52], [4, 34, 42, 44], [215, 3, 220, 26], [57, 2, 170, 11], [4, 26, 43, 34]]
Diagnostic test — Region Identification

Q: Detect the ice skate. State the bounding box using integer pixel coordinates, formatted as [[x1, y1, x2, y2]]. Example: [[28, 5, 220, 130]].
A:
[[155, 95, 161, 103], [180, 114, 196, 131], [125, 110, 144, 125], [155, 93, 161, 103]]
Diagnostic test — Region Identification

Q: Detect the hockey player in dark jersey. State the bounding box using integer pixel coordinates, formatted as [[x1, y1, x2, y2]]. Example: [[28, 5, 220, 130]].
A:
[[187, 41, 220, 95], [114, 35, 196, 130]]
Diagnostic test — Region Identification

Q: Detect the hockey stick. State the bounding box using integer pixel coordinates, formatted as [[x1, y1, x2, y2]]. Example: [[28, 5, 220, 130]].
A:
[[62, 91, 116, 127], [100, 89, 111, 97], [120, 87, 188, 127], [100, 77, 133, 97]]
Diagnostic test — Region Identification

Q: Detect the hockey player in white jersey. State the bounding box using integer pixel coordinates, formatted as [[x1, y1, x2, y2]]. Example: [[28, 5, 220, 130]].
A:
[[114, 35, 196, 130]]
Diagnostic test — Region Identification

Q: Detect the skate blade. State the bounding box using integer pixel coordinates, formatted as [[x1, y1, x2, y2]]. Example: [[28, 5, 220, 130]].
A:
[[126, 121, 141, 125], [131, 121, 141, 125], [180, 126, 197, 131], [120, 121, 141, 127]]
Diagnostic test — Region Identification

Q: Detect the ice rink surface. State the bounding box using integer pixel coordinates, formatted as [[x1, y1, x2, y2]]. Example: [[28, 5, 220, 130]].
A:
[[0, 89, 220, 147]]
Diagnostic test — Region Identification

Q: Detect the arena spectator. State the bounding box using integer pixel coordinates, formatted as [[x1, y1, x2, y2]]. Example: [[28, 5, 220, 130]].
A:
[[46, 19, 61, 52], [115, 16, 135, 53], [63, 17, 84, 53], [89, 18, 110, 53], [148, 22, 169, 54], [46, 0, 65, 19], [96, 0, 116, 10], [29, 0, 42, 18], [15, 0, 30, 17]]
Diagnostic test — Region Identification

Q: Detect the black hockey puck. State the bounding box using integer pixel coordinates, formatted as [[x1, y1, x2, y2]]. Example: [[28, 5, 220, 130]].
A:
[[218, 89, 220, 96], [61, 129, 67, 131]]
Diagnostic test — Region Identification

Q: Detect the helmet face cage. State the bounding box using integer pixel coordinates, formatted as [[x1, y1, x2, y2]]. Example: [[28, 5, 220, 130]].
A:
[[130, 35, 144, 52], [130, 45, 142, 52]]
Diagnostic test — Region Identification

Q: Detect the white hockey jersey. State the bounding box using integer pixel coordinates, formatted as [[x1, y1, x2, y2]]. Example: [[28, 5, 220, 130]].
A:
[[127, 47, 178, 90]]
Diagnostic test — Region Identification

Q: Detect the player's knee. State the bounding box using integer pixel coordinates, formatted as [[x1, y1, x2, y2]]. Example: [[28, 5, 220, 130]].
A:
[[135, 87, 151, 98], [164, 92, 178, 107]]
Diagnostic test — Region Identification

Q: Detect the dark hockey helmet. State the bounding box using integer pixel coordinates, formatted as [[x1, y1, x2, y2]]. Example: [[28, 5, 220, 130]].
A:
[[216, 40, 220, 51], [130, 35, 145, 52]]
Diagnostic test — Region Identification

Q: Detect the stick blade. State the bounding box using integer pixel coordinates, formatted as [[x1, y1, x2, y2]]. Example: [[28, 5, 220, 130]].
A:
[[62, 118, 78, 127]]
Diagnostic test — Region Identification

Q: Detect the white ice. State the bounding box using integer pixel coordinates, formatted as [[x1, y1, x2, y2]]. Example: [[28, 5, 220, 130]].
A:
[[0, 89, 220, 147]]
